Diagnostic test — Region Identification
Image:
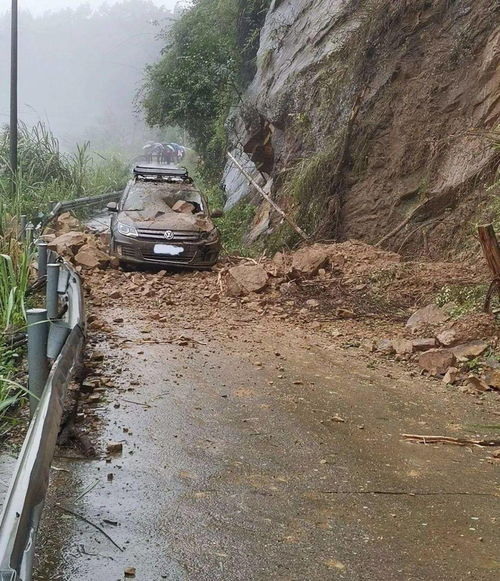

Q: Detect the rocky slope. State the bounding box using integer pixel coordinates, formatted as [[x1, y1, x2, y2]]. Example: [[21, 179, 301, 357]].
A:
[[224, 0, 500, 258]]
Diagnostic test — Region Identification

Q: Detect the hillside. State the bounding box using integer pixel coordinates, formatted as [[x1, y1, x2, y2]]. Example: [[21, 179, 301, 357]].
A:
[[223, 0, 500, 257]]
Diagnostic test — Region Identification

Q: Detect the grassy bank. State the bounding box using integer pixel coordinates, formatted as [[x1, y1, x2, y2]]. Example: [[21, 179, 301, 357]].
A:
[[0, 123, 129, 434], [0, 122, 129, 218]]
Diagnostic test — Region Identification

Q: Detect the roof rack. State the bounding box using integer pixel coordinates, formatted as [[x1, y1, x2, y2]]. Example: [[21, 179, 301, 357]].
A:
[[133, 165, 192, 182]]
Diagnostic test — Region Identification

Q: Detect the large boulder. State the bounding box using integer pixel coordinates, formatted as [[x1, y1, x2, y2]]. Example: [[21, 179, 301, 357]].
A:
[[226, 264, 269, 296], [74, 244, 111, 269], [418, 349, 456, 376], [483, 368, 500, 390], [54, 212, 80, 233], [48, 231, 87, 256], [172, 200, 196, 214], [291, 244, 331, 278], [406, 304, 448, 333], [450, 341, 489, 362]]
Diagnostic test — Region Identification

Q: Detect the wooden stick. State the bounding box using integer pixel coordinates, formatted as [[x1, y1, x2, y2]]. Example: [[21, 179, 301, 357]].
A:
[[57, 505, 124, 552], [227, 151, 309, 241], [477, 224, 500, 312], [402, 434, 500, 447], [375, 201, 428, 247], [478, 224, 500, 277]]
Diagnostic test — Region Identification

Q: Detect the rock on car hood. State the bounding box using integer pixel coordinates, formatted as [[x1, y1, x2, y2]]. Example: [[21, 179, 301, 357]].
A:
[[118, 210, 215, 233]]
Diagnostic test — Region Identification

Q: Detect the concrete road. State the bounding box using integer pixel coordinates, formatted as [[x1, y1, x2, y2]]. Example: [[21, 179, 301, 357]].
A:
[[34, 273, 500, 580]]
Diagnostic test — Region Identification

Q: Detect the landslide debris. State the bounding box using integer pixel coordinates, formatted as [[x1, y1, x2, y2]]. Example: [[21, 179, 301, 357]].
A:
[[56, 211, 498, 400], [44, 212, 116, 271]]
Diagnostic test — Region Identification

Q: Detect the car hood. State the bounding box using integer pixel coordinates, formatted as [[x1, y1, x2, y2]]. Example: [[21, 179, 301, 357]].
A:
[[118, 210, 215, 232]]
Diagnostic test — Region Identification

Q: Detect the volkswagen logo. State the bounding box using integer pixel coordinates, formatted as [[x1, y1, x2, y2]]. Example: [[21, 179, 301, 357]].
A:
[[164, 230, 175, 240]]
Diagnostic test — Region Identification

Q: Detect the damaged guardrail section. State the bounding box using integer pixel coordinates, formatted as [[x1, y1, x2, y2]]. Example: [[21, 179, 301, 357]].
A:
[[0, 252, 86, 580]]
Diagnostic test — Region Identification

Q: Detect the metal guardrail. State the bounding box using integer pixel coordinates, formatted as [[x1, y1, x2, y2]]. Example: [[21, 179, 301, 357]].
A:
[[40, 190, 122, 229], [0, 249, 86, 580]]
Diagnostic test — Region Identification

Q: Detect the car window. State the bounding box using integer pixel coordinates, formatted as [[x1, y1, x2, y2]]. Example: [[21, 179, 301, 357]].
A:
[[122, 181, 204, 214]]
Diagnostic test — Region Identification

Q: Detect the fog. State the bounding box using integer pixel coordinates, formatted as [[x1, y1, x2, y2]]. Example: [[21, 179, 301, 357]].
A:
[[0, 1, 182, 154], [10, 1, 180, 15]]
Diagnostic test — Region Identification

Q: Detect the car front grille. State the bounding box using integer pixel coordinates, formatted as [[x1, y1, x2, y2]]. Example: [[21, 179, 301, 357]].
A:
[[121, 245, 137, 258], [136, 228, 201, 242], [141, 249, 197, 263]]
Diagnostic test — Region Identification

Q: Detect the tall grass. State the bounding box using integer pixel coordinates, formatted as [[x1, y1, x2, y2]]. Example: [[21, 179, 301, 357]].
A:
[[0, 219, 33, 435], [0, 222, 33, 334], [0, 122, 129, 218], [0, 122, 129, 432]]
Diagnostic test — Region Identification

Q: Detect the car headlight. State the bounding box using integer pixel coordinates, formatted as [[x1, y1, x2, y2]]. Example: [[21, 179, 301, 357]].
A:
[[204, 229, 219, 243], [116, 222, 138, 238]]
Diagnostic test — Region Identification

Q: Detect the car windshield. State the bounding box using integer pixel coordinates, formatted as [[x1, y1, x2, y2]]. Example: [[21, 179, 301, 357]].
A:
[[122, 181, 205, 216]]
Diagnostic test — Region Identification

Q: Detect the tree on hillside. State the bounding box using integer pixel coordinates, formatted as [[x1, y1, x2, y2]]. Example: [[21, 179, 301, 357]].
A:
[[142, 0, 270, 177]]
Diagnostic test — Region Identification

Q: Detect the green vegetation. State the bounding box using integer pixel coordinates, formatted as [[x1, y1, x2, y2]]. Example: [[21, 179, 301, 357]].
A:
[[280, 139, 342, 239], [485, 127, 500, 230], [0, 123, 129, 432], [0, 123, 129, 218], [193, 180, 256, 256], [142, 0, 270, 181], [435, 284, 488, 318]]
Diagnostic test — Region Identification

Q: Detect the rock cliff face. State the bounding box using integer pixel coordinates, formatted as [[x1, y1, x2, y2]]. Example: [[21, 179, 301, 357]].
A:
[[224, 0, 500, 257]]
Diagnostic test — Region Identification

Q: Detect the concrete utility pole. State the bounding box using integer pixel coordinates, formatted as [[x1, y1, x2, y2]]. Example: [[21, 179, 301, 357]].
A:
[[10, 0, 18, 196]]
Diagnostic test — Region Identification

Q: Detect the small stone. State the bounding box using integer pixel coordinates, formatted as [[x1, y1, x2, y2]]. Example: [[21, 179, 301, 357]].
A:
[[375, 339, 395, 354], [436, 329, 458, 347], [124, 567, 136, 578], [483, 368, 500, 390], [393, 339, 414, 356], [442, 367, 459, 385], [412, 338, 438, 351], [406, 304, 448, 333], [106, 442, 123, 455], [465, 375, 490, 392]]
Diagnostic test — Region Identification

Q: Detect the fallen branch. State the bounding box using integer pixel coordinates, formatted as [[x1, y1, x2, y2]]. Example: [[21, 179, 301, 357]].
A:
[[375, 201, 428, 248], [320, 490, 498, 497], [402, 434, 500, 447], [227, 151, 309, 241], [122, 398, 151, 408], [57, 505, 124, 552]]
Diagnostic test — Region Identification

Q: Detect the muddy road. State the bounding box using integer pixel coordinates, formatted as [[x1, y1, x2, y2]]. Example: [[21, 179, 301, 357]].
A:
[[34, 268, 499, 580]]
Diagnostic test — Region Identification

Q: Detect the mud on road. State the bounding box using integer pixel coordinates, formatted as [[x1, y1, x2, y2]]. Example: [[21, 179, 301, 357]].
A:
[[34, 267, 499, 580]]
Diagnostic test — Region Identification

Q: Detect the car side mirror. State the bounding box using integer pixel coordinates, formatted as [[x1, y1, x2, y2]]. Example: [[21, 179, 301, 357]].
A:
[[107, 202, 118, 212], [212, 209, 224, 218]]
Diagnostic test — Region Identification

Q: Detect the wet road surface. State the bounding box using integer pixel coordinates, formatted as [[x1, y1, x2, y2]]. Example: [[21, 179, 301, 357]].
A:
[[35, 284, 500, 580]]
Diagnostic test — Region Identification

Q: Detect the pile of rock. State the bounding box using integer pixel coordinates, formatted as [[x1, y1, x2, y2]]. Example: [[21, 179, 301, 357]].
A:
[[374, 303, 499, 392], [43, 213, 115, 271], [224, 241, 400, 298]]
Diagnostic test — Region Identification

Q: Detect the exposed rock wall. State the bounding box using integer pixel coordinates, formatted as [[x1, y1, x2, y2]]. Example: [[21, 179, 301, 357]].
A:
[[225, 0, 500, 258]]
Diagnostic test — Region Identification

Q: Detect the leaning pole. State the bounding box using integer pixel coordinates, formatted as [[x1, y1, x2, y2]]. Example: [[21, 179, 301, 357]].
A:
[[10, 0, 18, 197]]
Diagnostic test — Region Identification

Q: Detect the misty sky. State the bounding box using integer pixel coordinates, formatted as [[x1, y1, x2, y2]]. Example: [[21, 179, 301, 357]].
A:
[[2, 1, 181, 15]]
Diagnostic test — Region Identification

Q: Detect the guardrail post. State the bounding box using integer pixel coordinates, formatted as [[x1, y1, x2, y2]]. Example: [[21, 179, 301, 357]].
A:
[[57, 264, 70, 294], [25, 222, 33, 244], [19, 214, 27, 241], [37, 241, 48, 281], [27, 309, 49, 416], [46, 263, 60, 319], [47, 321, 71, 360]]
